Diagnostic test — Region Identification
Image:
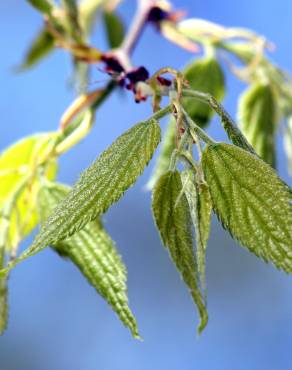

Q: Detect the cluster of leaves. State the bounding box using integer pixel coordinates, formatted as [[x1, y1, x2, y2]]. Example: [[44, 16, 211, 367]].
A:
[[0, 0, 291, 338]]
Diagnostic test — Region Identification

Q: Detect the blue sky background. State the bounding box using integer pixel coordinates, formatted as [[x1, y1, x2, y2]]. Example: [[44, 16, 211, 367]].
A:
[[0, 1, 292, 370]]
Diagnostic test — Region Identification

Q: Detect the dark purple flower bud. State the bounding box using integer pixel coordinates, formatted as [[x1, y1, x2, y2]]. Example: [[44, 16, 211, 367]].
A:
[[101, 55, 125, 74], [147, 6, 169, 24], [126, 66, 149, 84]]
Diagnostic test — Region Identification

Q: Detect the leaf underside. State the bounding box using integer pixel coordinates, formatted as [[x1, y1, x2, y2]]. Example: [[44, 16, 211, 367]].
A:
[[181, 170, 212, 292], [38, 182, 139, 338], [202, 143, 292, 272], [152, 170, 208, 333]]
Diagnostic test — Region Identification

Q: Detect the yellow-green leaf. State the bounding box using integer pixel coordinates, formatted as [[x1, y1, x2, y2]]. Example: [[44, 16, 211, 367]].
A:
[[202, 143, 292, 272], [183, 57, 225, 127], [0, 134, 57, 252], [152, 170, 208, 333], [38, 181, 139, 338], [79, 0, 105, 36], [238, 82, 278, 167], [1, 120, 160, 274]]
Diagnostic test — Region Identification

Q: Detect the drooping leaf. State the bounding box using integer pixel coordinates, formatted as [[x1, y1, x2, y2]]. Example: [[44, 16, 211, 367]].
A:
[[152, 170, 208, 333], [1, 120, 161, 274], [238, 82, 278, 167], [17, 28, 55, 71], [181, 170, 212, 292], [103, 11, 124, 48], [37, 181, 139, 338], [183, 56, 225, 127], [202, 143, 292, 272], [284, 117, 292, 175], [146, 117, 176, 190], [0, 134, 58, 253]]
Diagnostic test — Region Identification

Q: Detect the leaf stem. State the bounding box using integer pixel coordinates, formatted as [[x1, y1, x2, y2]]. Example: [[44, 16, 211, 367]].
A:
[[181, 107, 215, 145], [120, 0, 153, 55], [182, 88, 256, 153]]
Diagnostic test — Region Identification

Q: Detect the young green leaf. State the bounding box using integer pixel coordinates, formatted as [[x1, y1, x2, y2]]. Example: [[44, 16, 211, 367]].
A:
[[38, 181, 139, 338], [202, 143, 292, 272], [152, 170, 208, 333], [17, 28, 55, 71], [181, 170, 212, 292], [284, 117, 292, 175], [1, 120, 161, 275], [238, 82, 278, 167], [61, 0, 83, 42], [183, 56, 225, 127], [0, 134, 57, 253], [146, 117, 176, 189], [27, 0, 54, 16], [103, 11, 125, 48]]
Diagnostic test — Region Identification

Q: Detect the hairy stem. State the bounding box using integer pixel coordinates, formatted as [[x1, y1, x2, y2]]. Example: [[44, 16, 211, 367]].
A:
[[182, 88, 256, 153]]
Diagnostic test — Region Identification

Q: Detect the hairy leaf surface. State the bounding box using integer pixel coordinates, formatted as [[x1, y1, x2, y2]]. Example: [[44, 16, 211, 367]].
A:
[[152, 170, 208, 333], [0, 134, 57, 252], [181, 170, 212, 291], [183, 57, 225, 127], [38, 182, 139, 338], [202, 143, 292, 272], [147, 117, 176, 189], [1, 120, 160, 274], [238, 82, 278, 167]]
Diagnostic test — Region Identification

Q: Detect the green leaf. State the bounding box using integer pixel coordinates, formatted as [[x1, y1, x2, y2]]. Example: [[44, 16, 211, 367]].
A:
[[0, 276, 8, 336], [146, 117, 176, 189], [183, 56, 225, 127], [152, 170, 208, 333], [37, 181, 139, 338], [238, 82, 278, 167], [284, 117, 292, 175], [103, 11, 125, 48], [0, 134, 57, 253], [17, 28, 55, 71], [202, 143, 292, 272], [27, 0, 54, 15], [61, 0, 83, 42], [1, 120, 161, 274], [181, 170, 212, 292]]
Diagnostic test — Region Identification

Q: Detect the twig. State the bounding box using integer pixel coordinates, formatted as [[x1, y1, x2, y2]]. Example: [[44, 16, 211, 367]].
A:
[[121, 0, 154, 55]]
